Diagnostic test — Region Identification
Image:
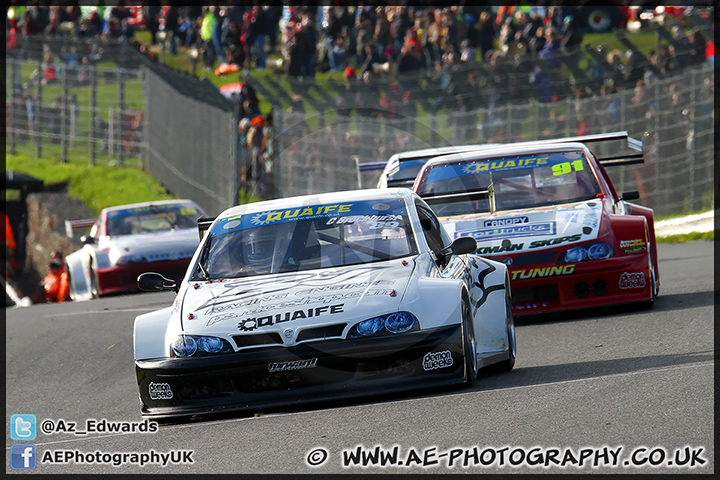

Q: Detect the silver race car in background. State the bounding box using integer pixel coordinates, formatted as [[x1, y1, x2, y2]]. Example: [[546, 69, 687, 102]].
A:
[[134, 189, 515, 419]]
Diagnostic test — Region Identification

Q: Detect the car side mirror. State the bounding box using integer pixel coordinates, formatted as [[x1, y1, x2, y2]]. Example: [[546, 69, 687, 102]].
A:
[[80, 235, 96, 244], [440, 236, 477, 257], [621, 191, 640, 201], [137, 272, 179, 293]]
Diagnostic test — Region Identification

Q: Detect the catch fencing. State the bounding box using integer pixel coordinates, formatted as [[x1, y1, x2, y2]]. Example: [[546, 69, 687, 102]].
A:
[[272, 63, 714, 217], [5, 55, 146, 168]]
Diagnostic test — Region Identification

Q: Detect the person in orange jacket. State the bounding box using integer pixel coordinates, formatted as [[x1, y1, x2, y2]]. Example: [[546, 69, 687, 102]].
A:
[[43, 255, 70, 303]]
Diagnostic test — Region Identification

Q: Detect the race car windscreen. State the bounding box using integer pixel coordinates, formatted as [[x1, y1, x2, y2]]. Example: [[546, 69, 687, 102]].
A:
[[106, 203, 201, 236], [192, 199, 419, 279], [417, 150, 600, 215]]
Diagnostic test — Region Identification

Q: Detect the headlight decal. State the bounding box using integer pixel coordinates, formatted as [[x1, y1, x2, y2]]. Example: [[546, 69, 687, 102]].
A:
[[170, 335, 234, 357], [557, 242, 614, 264], [348, 312, 419, 338]]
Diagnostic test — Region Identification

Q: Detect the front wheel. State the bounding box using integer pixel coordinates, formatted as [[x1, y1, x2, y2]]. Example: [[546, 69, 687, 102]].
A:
[[461, 300, 478, 386], [89, 262, 99, 299]]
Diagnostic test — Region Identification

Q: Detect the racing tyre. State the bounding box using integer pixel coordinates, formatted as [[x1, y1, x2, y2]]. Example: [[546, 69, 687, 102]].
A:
[[461, 299, 478, 386], [89, 262, 99, 299], [642, 244, 658, 308], [496, 292, 516, 372]]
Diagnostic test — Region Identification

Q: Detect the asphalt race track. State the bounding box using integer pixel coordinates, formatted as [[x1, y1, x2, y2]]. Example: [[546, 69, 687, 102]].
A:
[[6, 242, 714, 474]]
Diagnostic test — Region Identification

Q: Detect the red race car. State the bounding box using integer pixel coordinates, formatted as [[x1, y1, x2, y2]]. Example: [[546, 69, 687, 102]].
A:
[[65, 199, 206, 301], [412, 132, 659, 317]]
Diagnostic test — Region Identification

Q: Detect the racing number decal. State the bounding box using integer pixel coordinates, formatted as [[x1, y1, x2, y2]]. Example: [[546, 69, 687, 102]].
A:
[[552, 160, 584, 176]]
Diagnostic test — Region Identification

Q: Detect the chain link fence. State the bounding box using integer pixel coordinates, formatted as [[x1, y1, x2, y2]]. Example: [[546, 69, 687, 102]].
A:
[[6, 55, 146, 167], [272, 63, 713, 217]]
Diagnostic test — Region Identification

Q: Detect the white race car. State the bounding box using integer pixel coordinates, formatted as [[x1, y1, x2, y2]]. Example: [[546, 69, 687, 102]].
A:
[[133, 189, 515, 418]]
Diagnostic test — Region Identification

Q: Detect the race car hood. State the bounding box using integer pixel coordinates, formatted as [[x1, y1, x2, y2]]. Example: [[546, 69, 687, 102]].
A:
[[175, 260, 414, 336], [439, 200, 603, 254], [99, 229, 199, 263]]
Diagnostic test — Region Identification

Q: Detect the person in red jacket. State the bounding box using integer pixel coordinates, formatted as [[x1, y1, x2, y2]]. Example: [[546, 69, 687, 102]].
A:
[[42, 252, 70, 303]]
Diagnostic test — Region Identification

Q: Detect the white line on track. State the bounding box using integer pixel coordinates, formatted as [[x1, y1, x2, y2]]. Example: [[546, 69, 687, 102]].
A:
[[12, 360, 713, 449]]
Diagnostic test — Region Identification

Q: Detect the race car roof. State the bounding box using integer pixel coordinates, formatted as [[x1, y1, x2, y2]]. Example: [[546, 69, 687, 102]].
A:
[[421, 142, 590, 169], [215, 188, 416, 221], [101, 199, 200, 214]]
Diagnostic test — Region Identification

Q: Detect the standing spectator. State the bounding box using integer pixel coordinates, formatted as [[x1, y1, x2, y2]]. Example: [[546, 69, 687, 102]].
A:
[[251, 6, 272, 70], [538, 28, 562, 69], [373, 7, 392, 58], [162, 6, 179, 55], [200, 7, 217, 70], [222, 20, 244, 67], [240, 8, 256, 70], [266, 6, 283, 54], [213, 7, 227, 65], [498, 16, 516, 54], [355, 8, 375, 67], [389, 6, 414, 61], [147, 5, 161, 44], [560, 15, 583, 51], [470, 10, 495, 59], [424, 9, 442, 68], [299, 9, 318, 78]]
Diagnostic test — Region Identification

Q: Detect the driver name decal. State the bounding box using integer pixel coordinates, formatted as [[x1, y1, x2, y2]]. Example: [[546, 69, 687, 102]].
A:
[[237, 304, 345, 331]]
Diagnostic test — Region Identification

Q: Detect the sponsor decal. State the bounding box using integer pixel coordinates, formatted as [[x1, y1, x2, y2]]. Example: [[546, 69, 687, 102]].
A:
[[237, 304, 345, 332], [477, 243, 523, 255], [621, 246, 647, 254], [511, 264, 576, 280], [528, 234, 582, 248], [268, 358, 318, 372], [502, 257, 513, 266], [619, 272, 646, 289], [456, 222, 556, 240], [483, 216, 529, 228], [619, 239, 646, 248], [461, 157, 549, 174], [148, 382, 173, 400], [422, 350, 454, 371], [514, 301, 551, 311]]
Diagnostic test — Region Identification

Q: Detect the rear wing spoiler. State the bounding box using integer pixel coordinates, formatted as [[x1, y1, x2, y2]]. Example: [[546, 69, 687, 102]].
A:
[[197, 216, 216, 239], [65, 218, 95, 238], [532, 131, 644, 167], [358, 131, 643, 174]]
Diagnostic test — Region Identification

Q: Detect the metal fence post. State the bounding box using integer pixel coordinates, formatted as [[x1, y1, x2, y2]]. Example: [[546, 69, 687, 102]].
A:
[[61, 64, 68, 164], [9, 58, 17, 155], [118, 68, 126, 166], [35, 56, 43, 158], [90, 65, 97, 166]]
